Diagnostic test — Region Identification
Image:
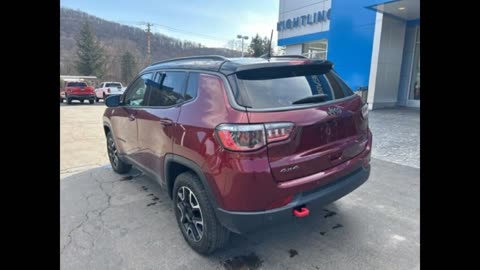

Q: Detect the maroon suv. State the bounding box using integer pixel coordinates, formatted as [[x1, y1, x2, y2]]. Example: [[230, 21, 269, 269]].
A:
[[103, 55, 372, 254]]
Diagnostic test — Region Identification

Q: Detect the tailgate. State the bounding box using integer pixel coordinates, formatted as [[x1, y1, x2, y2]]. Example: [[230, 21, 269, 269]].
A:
[[232, 60, 369, 182], [248, 96, 368, 182]]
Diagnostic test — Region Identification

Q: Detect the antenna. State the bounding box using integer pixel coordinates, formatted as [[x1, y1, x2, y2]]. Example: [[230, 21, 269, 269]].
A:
[[267, 29, 273, 61]]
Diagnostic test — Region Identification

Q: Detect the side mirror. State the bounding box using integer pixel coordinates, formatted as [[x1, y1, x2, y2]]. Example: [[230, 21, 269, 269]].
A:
[[105, 95, 121, 107]]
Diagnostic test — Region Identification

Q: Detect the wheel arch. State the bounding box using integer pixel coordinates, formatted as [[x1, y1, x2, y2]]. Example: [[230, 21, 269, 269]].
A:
[[164, 154, 220, 208]]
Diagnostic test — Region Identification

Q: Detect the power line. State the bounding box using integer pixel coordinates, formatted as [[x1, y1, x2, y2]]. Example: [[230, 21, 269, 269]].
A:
[[151, 24, 229, 42]]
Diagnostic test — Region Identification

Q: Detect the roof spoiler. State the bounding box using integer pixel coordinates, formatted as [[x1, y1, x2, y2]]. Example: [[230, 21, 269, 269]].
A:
[[234, 60, 334, 80]]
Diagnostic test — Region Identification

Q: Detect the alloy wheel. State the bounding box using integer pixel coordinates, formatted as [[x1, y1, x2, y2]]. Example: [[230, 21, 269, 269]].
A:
[[176, 186, 204, 242]]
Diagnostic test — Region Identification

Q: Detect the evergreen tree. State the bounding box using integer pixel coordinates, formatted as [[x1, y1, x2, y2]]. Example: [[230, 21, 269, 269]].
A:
[[121, 51, 137, 84], [74, 21, 105, 77], [248, 34, 272, 57]]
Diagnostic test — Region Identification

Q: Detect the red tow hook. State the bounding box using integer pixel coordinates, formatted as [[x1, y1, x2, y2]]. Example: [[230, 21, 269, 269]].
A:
[[293, 207, 310, 218]]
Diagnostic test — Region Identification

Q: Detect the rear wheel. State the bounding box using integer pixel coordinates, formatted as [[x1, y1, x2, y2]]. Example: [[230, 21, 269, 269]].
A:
[[106, 132, 131, 174], [103, 92, 106, 101], [173, 172, 230, 254]]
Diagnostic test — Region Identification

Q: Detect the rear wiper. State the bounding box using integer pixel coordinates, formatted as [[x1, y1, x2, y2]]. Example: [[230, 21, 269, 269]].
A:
[[291, 94, 328, 105]]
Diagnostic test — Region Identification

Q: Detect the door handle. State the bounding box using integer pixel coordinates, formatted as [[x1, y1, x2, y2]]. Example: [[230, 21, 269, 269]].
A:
[[330, 152, 342, 161], [128, 114, 136, 121], [159, 118, 173, 126]]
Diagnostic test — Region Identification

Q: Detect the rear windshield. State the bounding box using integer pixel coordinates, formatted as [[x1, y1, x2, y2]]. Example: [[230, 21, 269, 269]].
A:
[[232, 69, 354, 109], [106, 83, 122, 87], [67, 82, 87, 87]]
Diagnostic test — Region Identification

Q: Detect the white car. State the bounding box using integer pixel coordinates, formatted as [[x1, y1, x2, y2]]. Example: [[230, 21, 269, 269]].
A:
[[95, 82, 125, 102]]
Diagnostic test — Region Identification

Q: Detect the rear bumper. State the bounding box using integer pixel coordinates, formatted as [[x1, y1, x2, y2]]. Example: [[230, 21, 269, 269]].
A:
[[215, 164, 370, 234], [67, 94, 95, 99]]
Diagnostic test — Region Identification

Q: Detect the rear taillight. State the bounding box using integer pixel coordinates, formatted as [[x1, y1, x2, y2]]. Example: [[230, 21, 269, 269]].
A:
[[265, 123, 294, 143], [215, 122, 294, 152]]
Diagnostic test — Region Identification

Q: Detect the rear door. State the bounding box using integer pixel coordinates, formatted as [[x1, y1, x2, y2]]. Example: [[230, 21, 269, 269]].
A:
[[135, 71, 188, 179], [232, 63, 369, 182]]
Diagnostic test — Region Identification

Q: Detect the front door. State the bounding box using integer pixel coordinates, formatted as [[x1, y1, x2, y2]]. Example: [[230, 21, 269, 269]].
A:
[[111, 72, 152, 160]]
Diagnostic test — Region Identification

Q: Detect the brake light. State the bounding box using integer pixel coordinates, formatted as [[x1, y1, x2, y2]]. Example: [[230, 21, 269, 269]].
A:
[[265, 123, 294, 143], [288, 60, 313, 65], [215, 122, 294, 152]]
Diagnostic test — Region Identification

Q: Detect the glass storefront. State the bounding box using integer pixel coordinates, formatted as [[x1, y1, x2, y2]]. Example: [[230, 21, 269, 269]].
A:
[[302, 40, 328, 60], [409, 27, 420, 102]]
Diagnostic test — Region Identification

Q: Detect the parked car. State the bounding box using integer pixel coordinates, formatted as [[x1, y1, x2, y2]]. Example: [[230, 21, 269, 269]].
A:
[[95, 82, 124, 102], [64, 81, 96, 104], [102, 55, 372, 254]]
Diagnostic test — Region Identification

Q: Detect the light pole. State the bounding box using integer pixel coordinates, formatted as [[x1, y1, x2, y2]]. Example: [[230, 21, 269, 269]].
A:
[[236, 34, 249, 57]]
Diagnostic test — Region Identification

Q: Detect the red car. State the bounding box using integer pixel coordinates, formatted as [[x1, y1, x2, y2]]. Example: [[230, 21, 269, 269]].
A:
[[64, 81, 96, 104], [103, 55, 372, 254]]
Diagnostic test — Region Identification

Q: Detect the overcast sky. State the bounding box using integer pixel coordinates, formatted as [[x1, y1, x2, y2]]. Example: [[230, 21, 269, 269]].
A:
[[60, 0, 280, 49]]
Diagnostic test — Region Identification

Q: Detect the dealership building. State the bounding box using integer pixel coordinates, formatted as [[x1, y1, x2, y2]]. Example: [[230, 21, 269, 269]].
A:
[[277, 0, 420, 109]]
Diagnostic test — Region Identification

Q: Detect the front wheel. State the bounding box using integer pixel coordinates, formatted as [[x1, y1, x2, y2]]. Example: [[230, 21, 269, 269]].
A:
[[106, 132, 131, 174], [173, 172, 230, 254]]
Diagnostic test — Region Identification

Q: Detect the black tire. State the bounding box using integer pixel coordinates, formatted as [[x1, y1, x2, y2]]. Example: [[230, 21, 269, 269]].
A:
[[60, 98, 63, 103], [79, 100, 84, 104], [106, 132, 132, 174], [89, 100, 94, 104], [103, 92, 106, 101], [67, 98, 72, 104], [173, 172, 230, 254], [96, 97, 99, 102]]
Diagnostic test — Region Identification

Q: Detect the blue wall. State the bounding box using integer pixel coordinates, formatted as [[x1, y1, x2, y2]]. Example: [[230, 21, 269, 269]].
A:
[[278, 0, 391, 91]]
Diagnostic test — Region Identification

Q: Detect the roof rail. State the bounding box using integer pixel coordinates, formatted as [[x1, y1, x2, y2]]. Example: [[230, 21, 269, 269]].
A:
[[150, 55, 229, 66], [259, 54, 307, 59]]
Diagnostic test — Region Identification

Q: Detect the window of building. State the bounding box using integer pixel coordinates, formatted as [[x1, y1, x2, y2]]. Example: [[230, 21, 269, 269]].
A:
[[302, 39, 328, 60], [409, 27, 420, 101]]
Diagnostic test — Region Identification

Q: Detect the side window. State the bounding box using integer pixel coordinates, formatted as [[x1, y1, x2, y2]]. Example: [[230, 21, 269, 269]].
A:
[[123, 73, 152, 106], [148, 71, 187, 106], [325, 71, 354, 99], [332, 72, 354, 96], [185, 73, 199, 101]]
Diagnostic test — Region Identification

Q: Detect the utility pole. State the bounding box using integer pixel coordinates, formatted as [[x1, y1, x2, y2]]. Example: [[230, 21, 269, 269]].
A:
[[236, 35, 249, 57], [146, 23, 153, 64]]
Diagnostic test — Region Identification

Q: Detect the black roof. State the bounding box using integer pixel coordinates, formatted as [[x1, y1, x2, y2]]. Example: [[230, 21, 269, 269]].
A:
[[140, 55, 332, 75]]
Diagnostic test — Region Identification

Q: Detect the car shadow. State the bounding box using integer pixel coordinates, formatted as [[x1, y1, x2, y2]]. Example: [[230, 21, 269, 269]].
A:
[[61, 166, 357, 270]]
